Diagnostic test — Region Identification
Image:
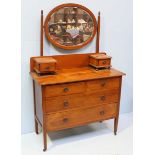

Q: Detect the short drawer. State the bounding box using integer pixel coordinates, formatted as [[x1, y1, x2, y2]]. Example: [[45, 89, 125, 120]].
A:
[[98, 59, 111, 67], [39, 63, 56, 72], [46, 104, 117, 131], [44, 82, 86, 97], [86, 77, 120, 92], [45, 93, 85, 113], [89, 54, 111, 69], [86, 89, 119, 105]]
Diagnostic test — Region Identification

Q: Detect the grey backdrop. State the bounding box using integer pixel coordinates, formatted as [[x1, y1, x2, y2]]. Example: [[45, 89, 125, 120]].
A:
[[21, 0, 133, 134]]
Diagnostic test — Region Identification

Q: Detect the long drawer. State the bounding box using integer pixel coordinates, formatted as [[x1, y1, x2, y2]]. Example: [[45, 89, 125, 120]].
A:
[[44, 81, 86, 97], [46, 104, 117, 131], [43, 77, 120, 98], [44, 89, 119, 113]]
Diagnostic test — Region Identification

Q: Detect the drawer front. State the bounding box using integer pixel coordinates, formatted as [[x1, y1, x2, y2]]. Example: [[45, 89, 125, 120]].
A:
[[46, 104, 117, 131], [86, 89, 119, 105], [98, 59, 111, 67], [87, 77, 120, 92], [45, 93, 85, 113], [45, 89, 119, 113], [40, 63, 56, 72], [44, 82, 86, 97]]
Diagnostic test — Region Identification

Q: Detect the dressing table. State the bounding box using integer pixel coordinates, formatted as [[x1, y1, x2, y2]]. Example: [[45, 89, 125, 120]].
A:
[[30, 3, 125, 151]]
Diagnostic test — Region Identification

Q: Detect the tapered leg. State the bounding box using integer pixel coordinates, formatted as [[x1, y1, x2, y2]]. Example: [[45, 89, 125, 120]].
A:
[[43, 128, 47, 151], [35, 118, 39, 134], [33, 80, 39, 134], [114, 117, 118, 135]]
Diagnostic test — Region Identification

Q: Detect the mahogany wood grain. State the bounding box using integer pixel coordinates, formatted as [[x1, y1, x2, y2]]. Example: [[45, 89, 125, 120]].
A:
[[30, 53, 106, 72], [45, 93, 84, 113], [86, 77, 120, 92], [40, 10, 43, 56], [30, 54, 125, 151], [89, 58, 111, 68], [34, 57, 57, 73], [33, 80, 39, 134], [114, 77, 122, 135], [89, 57, 98, 66], [41, 84, 47, 151], [44, 89, 119, 113], [98, 59, 111, 67], [85, 89, 119, 105], [96, 12, 100, 53], [44, 81, 86, 97], [89, 53, 112, 68], [30, 67, 125, 85], [46, 104, 117, 131]]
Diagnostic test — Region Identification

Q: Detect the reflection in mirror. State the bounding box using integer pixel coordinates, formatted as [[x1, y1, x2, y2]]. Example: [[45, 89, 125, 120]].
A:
[[45, 5, 96, 49]]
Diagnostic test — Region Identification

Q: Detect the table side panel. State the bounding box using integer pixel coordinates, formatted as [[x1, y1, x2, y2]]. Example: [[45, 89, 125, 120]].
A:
[[34, 81, 43, 125]]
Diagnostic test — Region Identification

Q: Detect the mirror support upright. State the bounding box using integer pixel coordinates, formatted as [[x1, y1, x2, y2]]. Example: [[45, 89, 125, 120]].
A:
[[96, 11, 100, 54], [40, 10, 44, 56], [96, 12, 100, 53]]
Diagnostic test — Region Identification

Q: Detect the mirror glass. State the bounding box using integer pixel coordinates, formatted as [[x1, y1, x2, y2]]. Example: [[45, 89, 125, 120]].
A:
[[44, 4, 97, 50]]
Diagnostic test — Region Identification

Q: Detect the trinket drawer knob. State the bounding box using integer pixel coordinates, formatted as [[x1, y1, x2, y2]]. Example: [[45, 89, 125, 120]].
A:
[[102, 60, 106, 64], [63, 118, 69, 123], [45, 66, 50, 70], [99, 110, 105, 115], [64, 87, 69, 92], [63, 100, 69, 107], [101, 82, 106, 87], [100, 96, 106, 101]]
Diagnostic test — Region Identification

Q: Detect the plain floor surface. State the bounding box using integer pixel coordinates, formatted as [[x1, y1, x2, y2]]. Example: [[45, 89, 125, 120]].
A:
[[21, 112, 132, 155]]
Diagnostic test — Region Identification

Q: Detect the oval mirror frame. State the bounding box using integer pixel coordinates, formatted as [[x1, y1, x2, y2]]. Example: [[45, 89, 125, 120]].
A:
[[44, 3, 97, 50]]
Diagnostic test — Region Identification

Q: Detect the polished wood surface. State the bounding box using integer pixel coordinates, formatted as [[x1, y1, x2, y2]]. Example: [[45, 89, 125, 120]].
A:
[[89, 57, 111, 68], [89, 53, 111, 59], [96, 12, 100, 53], [45, 89, 119, 113], [86, 78, 120, 91], [33, 57, 57, 73], [46, 104, 117, 131], [89, 53, 112, 69], [31, 67, 124, 85], [45, 93, 85, 113], [98, 59, 111, 66], [30, 53, 125, 151], [44, 81, 85, 97], [31, 53, 105, 72], [40, 10, 44, 56]]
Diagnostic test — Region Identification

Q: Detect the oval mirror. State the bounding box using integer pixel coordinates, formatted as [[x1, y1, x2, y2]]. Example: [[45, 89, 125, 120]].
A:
[[44, 3, 97, 50]]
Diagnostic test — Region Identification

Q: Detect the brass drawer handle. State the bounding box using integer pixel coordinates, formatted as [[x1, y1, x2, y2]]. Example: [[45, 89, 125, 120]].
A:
[[100, 110, 105, 115], [63, 118, 68, 123], [102, 60, 106, 65], [63, 100, 69, 107], [100, 96, 106, 101], [63, 87, 69, 92]]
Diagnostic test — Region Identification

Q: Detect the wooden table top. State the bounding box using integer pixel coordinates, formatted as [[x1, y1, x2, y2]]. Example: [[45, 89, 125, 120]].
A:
[[30, 67, 125, 85]]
